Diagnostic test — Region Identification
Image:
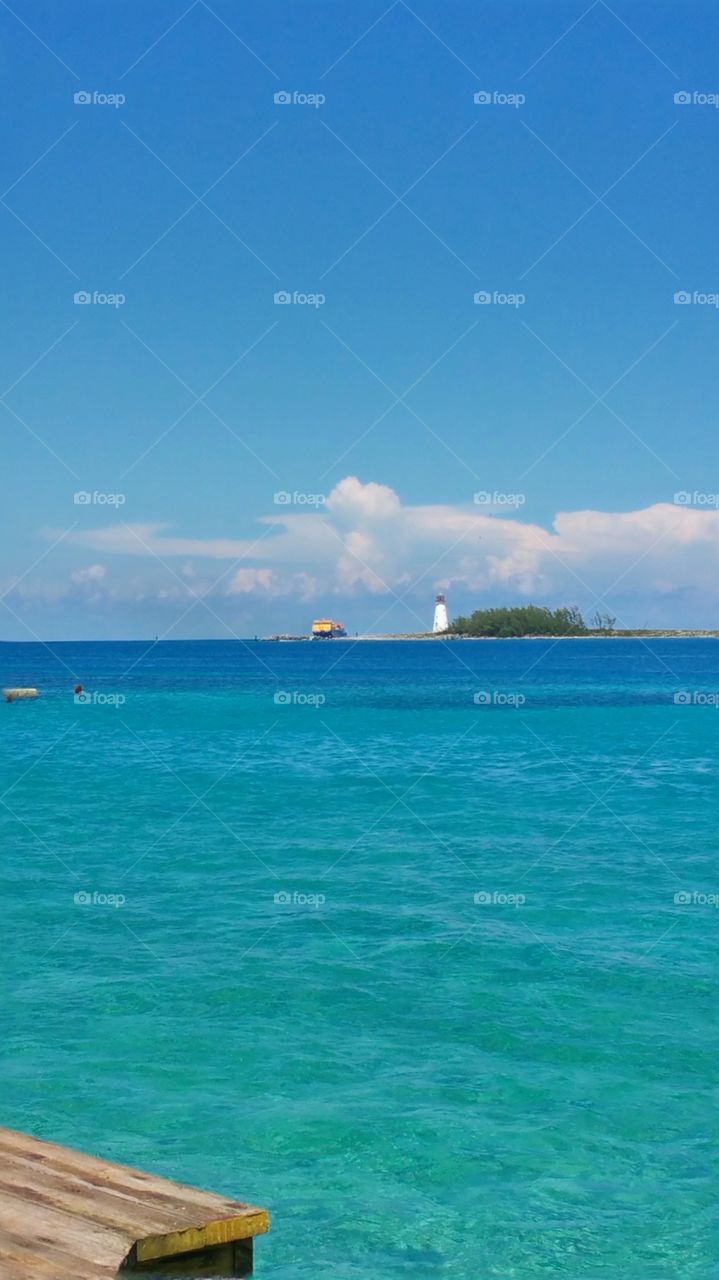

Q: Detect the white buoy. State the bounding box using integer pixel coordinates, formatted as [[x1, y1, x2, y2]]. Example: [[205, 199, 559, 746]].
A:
[[4, 688, 38, 702], [432, 594, 449, 633]]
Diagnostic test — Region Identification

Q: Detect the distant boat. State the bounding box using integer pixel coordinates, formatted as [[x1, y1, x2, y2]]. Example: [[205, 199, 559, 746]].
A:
[[311, 619, 347, 639]]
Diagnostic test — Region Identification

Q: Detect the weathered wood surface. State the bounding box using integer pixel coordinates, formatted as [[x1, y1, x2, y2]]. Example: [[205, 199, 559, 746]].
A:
[[0, 1127, 269, 1278]]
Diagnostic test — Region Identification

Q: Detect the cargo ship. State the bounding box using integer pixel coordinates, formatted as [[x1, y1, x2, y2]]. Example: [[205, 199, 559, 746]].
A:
[[311, 619, 347, 639]]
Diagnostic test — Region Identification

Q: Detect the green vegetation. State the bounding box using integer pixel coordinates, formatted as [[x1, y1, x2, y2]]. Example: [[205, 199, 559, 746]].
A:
[[450, 604, 598, 637]]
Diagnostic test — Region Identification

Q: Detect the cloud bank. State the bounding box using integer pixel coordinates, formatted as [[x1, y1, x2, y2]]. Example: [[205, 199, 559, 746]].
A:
[[4, 476, 716, 637], [45, 477, 719, 618]]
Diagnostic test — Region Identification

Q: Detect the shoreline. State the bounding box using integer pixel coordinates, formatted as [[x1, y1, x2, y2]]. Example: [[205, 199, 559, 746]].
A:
[[3, 632, 719, 646], [338, 631, 719, 641]]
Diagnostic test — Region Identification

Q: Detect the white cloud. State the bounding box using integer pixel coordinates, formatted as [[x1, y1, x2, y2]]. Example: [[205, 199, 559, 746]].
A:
[[52, 522, 255, 559], [70, 563, 106, 586], [226, 567, 276, 594], [326, 475, 401, 522], [39, 478, 719, 622]]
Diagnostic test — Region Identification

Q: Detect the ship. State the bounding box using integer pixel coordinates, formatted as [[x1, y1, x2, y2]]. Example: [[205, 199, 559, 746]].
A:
[[311, 619, 347, 639]]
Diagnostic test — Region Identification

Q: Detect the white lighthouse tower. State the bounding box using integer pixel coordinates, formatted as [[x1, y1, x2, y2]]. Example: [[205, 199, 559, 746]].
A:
[[432, 593, 449, 633]]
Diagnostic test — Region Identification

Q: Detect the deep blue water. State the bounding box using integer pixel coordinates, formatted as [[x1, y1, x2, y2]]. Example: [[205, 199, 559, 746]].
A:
[[1, 639, 716, 1278]]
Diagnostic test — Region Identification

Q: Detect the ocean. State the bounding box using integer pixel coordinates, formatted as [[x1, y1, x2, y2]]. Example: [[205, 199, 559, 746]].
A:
[[1, 638, 715, 1279]]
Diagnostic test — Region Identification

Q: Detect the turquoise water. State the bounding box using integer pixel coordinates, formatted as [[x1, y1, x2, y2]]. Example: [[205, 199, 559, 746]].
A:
[[1, 639, 716, 1279]]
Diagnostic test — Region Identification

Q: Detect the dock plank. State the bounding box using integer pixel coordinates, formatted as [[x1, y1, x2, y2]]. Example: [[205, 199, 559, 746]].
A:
[[0, 1128, 269, 1278]]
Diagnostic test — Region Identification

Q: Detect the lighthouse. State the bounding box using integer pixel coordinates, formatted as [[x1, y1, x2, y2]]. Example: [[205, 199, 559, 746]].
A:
[[432, 593, 449, 633]]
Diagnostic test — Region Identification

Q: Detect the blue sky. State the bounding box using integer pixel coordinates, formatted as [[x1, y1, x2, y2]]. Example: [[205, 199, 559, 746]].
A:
[[2, 0, 719, 638]]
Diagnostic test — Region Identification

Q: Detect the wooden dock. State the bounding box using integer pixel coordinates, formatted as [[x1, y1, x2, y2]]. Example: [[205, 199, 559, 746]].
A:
[[0, 1127, 269, 1278]]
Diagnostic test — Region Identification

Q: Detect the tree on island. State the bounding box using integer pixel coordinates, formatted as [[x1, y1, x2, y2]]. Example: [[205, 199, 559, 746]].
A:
[[589, 610, 616, 634], [450, 604, 590, 637]]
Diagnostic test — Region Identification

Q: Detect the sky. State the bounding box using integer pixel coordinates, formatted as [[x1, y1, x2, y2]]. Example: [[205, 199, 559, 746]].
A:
[[2, 0, 719, 639]]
